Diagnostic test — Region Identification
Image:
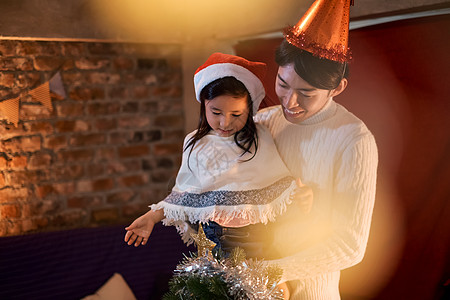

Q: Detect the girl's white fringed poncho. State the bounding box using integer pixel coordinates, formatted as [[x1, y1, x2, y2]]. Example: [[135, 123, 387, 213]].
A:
[[150, 123, 297, 244]]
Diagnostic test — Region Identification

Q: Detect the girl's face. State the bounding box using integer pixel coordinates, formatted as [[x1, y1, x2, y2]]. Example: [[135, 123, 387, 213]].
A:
[[275, 63, 345, 124], [205, 94, 249, 137]]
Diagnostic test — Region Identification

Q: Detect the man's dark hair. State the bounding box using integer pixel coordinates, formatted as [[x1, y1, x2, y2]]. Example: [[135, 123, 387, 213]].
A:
[[275, 39, 349, 90]]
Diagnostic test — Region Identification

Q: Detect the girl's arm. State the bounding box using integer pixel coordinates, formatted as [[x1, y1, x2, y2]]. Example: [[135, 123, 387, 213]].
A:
[[124, 132, 193, 247], [124, 209, 165, 247]]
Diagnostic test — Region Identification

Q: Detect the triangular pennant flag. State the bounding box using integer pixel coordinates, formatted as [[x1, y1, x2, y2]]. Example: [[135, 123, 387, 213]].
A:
[[0, 97, 20, 127], [49, 71, 66, 99], [29, 81, 53, 112]]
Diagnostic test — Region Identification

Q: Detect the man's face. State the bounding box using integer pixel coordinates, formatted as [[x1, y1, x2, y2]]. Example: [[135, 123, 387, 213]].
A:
[[275, 63, 333, 124]]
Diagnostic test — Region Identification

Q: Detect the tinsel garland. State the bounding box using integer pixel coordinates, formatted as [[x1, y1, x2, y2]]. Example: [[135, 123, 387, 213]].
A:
[[163, 247, 283, 300]]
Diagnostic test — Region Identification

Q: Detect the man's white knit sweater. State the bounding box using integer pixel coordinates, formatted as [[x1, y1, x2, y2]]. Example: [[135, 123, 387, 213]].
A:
[[255, 98, 378, 299]]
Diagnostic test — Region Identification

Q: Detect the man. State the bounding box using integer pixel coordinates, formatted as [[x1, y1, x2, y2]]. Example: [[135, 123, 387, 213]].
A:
[[254, 1, 378, 298]]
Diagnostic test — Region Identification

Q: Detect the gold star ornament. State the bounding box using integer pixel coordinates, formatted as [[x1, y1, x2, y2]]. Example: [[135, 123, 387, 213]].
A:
[[190, 224, 216, 257]]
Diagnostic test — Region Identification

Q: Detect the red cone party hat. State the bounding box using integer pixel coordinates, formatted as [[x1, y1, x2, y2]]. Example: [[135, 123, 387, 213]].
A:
[[284, 0, 354, 62]]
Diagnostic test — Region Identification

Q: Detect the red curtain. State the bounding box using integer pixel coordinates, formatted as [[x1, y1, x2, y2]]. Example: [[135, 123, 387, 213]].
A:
[[235, 14, 450, 300]]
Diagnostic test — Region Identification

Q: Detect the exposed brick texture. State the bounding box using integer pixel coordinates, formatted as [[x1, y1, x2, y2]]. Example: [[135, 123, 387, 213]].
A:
[[0, 40, 184, 236]]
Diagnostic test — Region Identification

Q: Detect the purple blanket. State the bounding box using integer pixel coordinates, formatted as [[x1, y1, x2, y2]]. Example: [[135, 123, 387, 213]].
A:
[[0, 223, 193, 300]]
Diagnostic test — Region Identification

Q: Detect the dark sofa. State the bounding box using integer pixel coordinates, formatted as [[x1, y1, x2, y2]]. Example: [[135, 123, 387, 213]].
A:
[[0, 223, 193, 300]]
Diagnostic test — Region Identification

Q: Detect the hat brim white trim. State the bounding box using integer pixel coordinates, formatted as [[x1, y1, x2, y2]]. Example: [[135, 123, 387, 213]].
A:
[[194, 63, 265, 115]]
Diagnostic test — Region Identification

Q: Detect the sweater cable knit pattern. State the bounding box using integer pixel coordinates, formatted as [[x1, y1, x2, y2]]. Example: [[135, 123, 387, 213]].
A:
[[254, 99, 378, 300]]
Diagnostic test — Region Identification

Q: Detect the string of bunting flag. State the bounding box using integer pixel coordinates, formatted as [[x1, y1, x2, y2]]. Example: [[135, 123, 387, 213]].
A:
[[0, 71, 66, 127]]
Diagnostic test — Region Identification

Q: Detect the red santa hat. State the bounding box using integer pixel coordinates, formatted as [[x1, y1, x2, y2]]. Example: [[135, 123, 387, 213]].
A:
[[194, 53, 267, 115]]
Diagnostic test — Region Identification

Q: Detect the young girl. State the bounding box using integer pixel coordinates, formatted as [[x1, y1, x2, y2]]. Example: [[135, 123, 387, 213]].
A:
[[124, 53, 311, 261]]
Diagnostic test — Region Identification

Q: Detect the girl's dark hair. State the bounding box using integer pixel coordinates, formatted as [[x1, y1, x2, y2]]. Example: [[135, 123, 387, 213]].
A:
[[184, 76, 258, 163], [275, 39, 349, 90]]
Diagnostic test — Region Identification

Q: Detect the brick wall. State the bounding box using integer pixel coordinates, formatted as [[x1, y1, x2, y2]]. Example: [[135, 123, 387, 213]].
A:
[[0, 40, 185, 236]]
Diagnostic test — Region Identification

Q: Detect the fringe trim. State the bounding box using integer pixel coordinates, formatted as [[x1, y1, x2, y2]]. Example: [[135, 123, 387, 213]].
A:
[[151, 180, 296, 245], [160, 219, 197, 246]]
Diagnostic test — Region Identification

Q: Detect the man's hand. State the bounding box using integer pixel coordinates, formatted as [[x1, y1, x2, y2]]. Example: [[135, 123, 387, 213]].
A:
[[277, 282, 290, 299], [290, 178, 313, 214]]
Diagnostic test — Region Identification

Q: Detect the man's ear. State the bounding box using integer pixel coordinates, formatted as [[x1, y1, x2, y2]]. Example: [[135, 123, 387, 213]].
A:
[[330, 78, 348, 97]]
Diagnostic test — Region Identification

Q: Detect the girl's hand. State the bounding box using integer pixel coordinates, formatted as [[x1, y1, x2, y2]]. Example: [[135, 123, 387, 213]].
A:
[[124, 209, 164, 247], [290, 178, 313, 214], [277, 282, 290, 299]]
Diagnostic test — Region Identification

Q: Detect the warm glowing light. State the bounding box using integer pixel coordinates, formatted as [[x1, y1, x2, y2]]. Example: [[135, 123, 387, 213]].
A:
[[88, 0, 307, 43]]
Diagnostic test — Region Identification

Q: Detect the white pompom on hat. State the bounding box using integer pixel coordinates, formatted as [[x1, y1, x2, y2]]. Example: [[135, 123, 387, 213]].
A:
[[193, 53, 267, 115]]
